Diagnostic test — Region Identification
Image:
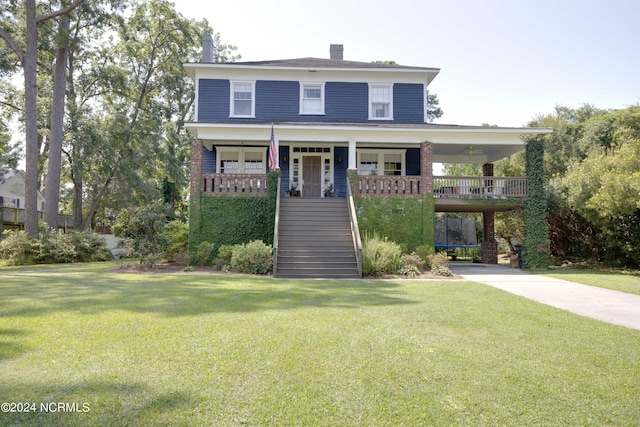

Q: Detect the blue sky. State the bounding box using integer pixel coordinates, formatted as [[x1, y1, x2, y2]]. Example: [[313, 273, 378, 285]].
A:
[[175, 0, 640, 127]]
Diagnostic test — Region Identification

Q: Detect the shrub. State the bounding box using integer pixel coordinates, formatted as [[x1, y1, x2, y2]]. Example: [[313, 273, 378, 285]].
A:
[[38, 230, 77, 263], [163, 220, 189, 263], [428, 252, 452, 276], [67, 231, 113, 262], [0, 229, 112, 265], [401, 253, 424, 270], [414, 244, 435, 269], [399, 264, 421, 277], [362, 233, 403, 276], [217, 245, 234, 262], [0, 230, 39, 265], [230, 240, 273, 274], [194, 241, 215, 266], [113, 201, 170, 267], [431, 264, 453, 277]]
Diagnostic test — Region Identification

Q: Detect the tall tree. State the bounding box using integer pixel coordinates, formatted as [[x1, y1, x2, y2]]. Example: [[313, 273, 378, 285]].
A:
[[0, 0, 83, 235]]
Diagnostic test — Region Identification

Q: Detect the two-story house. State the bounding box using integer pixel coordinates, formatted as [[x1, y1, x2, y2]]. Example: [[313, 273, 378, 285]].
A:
[[185, 38, 551, 277]]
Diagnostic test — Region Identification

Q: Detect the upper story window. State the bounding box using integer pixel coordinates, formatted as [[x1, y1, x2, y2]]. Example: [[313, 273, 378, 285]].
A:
[[300, 83, 325, 115], [230, 81, 255, 117], [369, 84, 393, 120]]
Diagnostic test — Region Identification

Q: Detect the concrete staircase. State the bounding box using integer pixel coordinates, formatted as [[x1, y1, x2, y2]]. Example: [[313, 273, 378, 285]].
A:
[[275, 198, 360, 279]]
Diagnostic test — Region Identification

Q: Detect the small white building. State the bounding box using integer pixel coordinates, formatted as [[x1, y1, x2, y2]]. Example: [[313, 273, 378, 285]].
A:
[[0, 169, 45, 211]]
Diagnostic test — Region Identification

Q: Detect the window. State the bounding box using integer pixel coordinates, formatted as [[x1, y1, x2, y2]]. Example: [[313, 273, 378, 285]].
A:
[[369, 84, 393, 120], [359, 152, 379, 175], [219, 151, 240, 174], [384, 153, 402, 176], [300, 83, 325, 115], [358, 150, 405, 175], [218, 149, 265, 174], [231, 82, 255, 117], [243, 151, 264, 173]]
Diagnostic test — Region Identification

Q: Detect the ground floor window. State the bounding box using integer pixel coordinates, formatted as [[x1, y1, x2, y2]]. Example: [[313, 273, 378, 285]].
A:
[[357, 149, 406, 176], [217, 148, 265, 174]]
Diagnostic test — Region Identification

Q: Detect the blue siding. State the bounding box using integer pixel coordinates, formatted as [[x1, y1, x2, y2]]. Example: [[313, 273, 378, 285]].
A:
[[406, 148, 420, 175], [334, 147, 349, 197], [256, 81, 299, 120], [198, 79, 229, 121], [202, 146, 216, 173], [197, 79, 425, 123], [325, 82, 369, 122], [394, 84, 424, 123]]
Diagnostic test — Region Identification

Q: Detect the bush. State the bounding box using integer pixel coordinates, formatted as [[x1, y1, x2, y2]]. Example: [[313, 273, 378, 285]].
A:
[[113, 201, 170, 267], [0, 231, 39, 265], [401, 253, 424, 270], [0, 229, 112, 265], [230, 240, 273, 274], [414, 244, 435, 269], [38, 230, 76, 263], [194, 241, 215, 266], [217, 245, 234, 262], [428, 252, 452, 276], [362, 233, 403, 276], [163, 220, 189, 263], [67, 231, 113, 262], [399, 264, 421, 277]]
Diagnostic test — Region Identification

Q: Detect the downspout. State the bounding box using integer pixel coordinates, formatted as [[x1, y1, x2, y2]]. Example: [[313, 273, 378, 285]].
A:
[[272, 175, 282, 276]]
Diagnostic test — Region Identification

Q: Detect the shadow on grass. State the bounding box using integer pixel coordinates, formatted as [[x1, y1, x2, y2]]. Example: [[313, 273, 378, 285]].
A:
[[0, 379, 192, 427], [0, 262, 418, 319], [0, 328, 28, 360]]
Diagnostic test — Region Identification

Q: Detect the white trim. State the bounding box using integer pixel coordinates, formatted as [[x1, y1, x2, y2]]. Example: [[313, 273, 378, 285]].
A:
[[194, 78, 200, 121], [229, 81, 256, 118], [299, 82, 325, 115], [368, 83, 394, 120]]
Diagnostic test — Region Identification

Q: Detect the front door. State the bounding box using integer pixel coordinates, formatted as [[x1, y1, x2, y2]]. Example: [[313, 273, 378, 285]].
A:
[[303, 156, 322, 197]]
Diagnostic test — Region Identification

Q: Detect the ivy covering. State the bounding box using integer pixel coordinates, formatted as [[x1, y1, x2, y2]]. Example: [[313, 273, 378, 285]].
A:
[[523, 137, 550, 269]]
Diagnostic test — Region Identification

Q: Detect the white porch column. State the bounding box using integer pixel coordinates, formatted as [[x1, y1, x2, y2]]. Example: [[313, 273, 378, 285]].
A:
[[348, 140, 357, 170]]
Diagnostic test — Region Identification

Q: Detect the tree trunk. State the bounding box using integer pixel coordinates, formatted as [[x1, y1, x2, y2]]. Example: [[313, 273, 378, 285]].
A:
[[23, 0, 39, 235], [44, 14, 71, 230]]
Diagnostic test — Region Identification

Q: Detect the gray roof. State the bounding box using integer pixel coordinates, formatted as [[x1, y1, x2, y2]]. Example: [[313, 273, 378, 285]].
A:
[[214, 57, 439, 72], [0, 169, 20, 185]]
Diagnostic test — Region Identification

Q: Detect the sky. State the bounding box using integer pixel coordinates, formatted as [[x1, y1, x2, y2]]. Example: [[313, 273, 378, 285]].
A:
[[174, 0, 640, 127]]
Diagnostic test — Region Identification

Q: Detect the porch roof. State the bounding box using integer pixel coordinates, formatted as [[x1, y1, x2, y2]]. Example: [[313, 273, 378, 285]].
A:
[[186, 121, 552, 164]]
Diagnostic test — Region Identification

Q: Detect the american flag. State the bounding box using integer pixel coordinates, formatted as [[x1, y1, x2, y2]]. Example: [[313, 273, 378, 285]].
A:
[[268, 125, 277, 171]]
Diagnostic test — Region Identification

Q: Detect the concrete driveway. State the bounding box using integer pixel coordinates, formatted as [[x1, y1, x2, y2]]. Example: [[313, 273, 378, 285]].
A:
[[449, 264, 640, 331]]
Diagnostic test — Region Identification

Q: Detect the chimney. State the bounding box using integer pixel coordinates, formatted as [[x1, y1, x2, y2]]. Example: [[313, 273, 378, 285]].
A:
[[330, 44, 343, 60], [202, 34, 214, 63]]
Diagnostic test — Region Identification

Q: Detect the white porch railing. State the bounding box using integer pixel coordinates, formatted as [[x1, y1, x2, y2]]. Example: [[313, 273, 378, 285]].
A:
[[433, 176, 527, 198]]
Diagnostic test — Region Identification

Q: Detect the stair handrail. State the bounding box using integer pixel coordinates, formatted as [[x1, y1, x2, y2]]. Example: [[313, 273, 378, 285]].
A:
[[272, 175, 282, 277], [346, 179, 363, 277]]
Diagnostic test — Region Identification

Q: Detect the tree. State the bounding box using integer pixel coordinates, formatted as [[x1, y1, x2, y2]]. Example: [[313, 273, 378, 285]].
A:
[[63, 0, 237, 230], [0, 0, 83, 235]]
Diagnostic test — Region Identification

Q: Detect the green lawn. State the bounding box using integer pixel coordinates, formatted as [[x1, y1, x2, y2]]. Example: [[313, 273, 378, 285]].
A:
[[542, 268, 640, 296], [1, 262, 639, 426]]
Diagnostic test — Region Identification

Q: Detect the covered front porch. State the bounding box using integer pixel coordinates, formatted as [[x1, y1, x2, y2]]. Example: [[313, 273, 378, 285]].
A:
[[188, 122, 549, 264]]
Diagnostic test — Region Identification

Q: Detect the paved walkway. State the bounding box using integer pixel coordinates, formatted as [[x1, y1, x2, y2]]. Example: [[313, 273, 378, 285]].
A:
[[449, 264, 640, 331]]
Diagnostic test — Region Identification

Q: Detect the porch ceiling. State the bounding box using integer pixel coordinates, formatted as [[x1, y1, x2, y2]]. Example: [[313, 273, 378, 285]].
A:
[[186, 122, 552, 164]]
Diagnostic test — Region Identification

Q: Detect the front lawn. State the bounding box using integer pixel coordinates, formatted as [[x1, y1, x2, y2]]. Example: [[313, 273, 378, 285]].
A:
[[542, 268, 640, 296], [1, 262, 639, 426]]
